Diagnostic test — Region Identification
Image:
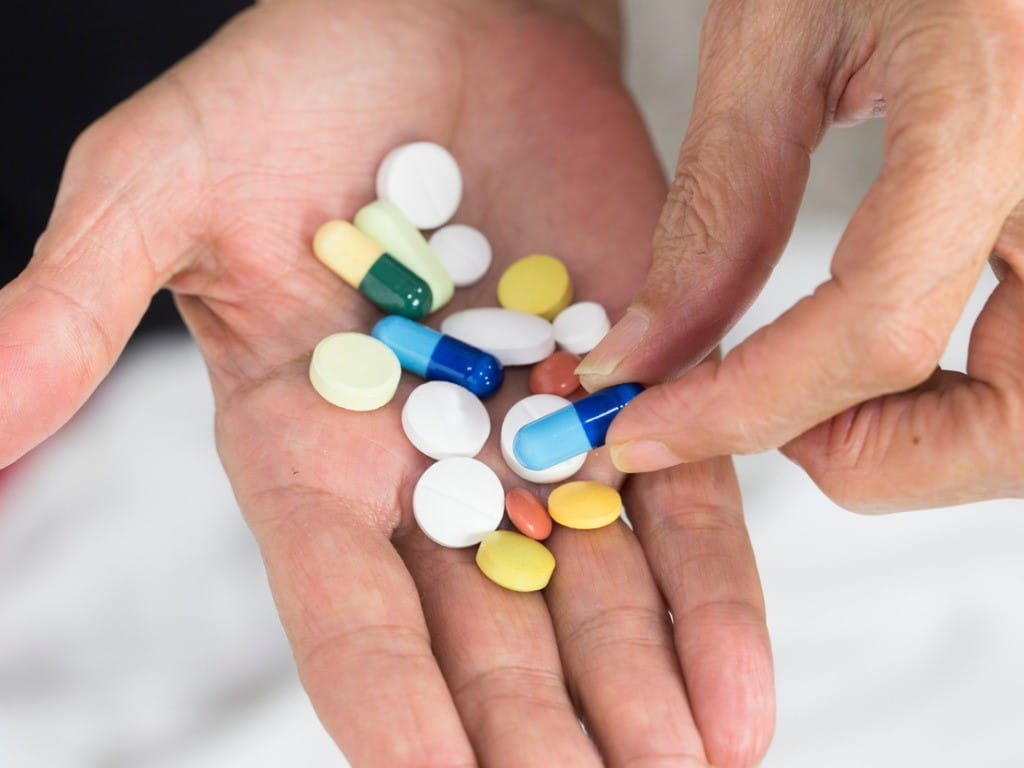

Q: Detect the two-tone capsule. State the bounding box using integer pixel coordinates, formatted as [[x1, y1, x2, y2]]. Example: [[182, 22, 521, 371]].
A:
[[513, 382, 643, 470], [313, 221, 431, 319], [372, 315, 503, 398]]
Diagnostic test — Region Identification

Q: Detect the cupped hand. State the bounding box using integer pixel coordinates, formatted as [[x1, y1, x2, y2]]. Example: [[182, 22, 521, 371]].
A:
[[0, 1, 772, 765], [580, 0, 1024, 511]]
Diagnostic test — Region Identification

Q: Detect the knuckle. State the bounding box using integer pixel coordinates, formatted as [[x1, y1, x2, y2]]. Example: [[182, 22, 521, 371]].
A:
[[656, 164, 728, 268], [860, 311, 943, 391]]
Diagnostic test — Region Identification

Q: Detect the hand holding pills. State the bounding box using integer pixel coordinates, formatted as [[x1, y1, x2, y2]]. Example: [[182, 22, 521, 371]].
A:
[[579, 0, 1024, 514], [3, 1, 772, 766]]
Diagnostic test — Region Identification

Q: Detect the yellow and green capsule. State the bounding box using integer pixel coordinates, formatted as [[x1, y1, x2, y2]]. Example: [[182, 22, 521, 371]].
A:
[[313, 220, 432, 319]]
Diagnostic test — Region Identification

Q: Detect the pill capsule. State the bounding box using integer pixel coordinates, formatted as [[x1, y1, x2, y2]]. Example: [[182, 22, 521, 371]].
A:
[[313, 221, 431, 319], [513, 382, 644, 471], [372, 315, 503, 398]]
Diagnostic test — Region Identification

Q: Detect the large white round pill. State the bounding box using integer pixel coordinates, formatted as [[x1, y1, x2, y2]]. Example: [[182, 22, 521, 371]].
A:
[[501, 395, 586, 484], [441, 308, 555, 366], [309, 332, 401, 411], [401, 381, 491, 460], [413, 457, 505, 548], [552, 302, 611, 355], [428, 224, 492, 287], [376, 142, 463, 230]]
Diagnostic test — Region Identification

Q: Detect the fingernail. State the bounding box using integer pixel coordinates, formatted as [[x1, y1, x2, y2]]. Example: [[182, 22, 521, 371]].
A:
[[575, 309, 649, 380], [610, 439, 679, 473]]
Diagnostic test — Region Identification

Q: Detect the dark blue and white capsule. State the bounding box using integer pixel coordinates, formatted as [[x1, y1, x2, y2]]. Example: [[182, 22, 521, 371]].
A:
[[372, 315, 504, 398], [513, 382, 644, 470]]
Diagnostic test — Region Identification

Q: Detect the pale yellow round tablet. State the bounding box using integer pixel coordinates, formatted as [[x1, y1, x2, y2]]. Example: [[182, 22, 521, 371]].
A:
[[309, 333, 401, 411]]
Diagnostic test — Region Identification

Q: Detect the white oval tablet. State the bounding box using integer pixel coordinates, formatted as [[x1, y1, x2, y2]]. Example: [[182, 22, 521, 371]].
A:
[[309, 333, 401, 411], [501, 395, 586, 484], [552, 302, 611, 355], [428, 224, 492, 287], [413, 457, 505, 548], [401, 381, 490, 460], [376, 142, 463, 230], [441, 308, 555, 366]]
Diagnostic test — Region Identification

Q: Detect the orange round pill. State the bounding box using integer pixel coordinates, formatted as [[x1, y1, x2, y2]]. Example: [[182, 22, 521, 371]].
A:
[[528, 351, 581, 397], [505, 488, 553, 541]]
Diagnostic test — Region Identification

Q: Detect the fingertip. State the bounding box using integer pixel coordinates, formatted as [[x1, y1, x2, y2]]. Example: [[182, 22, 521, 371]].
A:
[[609, 439, 679, 473], [575, 307, 650, 389]]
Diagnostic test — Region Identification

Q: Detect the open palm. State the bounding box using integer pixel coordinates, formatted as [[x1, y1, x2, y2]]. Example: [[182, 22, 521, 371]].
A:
[[1, 1, 772, 765]]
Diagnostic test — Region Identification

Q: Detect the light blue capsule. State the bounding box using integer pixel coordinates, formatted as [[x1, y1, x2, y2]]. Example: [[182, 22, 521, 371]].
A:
[[513, 383, 644, 470]]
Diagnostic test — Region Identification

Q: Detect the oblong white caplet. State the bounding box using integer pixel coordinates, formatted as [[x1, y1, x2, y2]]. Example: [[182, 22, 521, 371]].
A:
[[428, 224, 492, 287], [401, 381, 491, 460], [441, 308, 555, 366], [376, 141, 463, 230], [552, 302, 611, 355], [309, 332, 401, 412], [413, 457, 505, 548], [501, 394, 586, 484]]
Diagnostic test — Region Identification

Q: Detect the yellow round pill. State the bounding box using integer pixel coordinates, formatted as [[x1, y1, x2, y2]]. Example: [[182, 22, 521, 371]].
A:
[[476, 531, 555, 592], [496, 254, 573, 320], [547, 481, 622, 530]]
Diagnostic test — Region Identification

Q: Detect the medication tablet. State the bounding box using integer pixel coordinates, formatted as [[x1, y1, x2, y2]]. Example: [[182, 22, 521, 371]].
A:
[[428, 224, 492, 287], [529, 351, 581, 397], [441, 308, 555, 366], [373, 315, 503, 398], [413, 458, 505, 548], [376, 142, 462, 230], [548, 481, 623, 530], [505, 488, 552, 541], [313, 220, 431, 319], [309, 332, 401, 411], [476, 531, 555, 592], [401, 381, 490, 460], [501, 395, 586, 484], [497, 254, 573, 320], [513, 382, 644, 471], [552, 302, 611, 355], [355, 200, 455, 312]]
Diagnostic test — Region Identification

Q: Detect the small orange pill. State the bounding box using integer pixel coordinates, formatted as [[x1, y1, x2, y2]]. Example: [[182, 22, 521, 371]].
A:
[[505, 488, 553, 541], [528, 351, 581, 397]]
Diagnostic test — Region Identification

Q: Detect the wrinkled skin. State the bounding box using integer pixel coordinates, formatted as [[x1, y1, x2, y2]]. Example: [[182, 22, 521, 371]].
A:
[[583, 0, 1024, 512], [0, 1, 772, 766]]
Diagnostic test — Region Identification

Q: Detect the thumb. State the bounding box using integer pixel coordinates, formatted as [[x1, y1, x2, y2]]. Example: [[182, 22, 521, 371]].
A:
[[577, 0, 839, 388], [0, 85, 203, 467]]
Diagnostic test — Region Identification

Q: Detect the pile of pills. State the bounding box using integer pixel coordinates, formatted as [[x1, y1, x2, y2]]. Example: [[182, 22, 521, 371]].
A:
[[308, 141, 641, 592]]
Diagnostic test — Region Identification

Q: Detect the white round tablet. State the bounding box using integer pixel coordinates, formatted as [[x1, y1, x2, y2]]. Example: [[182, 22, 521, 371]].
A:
[[376, 142, 463, 230], [309, 333, 401, 411], [428, 224, 492, 287], [501, 395, 586, 484], [401, 381, 490, 460], [413, 457, 505, 548], [552, 302, 611, 355], [441, 308, 555, 366]]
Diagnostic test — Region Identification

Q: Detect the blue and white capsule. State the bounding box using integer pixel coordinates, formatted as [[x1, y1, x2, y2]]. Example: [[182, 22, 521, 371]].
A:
[[513, 382, 644, 470], [372, 315, 504, 398]]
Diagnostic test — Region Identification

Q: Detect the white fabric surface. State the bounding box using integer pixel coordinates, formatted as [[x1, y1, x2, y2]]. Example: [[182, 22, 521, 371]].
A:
[[2, 4, 1022, 767]]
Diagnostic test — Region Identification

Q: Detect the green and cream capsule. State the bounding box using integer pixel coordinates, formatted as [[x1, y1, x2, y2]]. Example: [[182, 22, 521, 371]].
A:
[[313, 220, 431, 319]]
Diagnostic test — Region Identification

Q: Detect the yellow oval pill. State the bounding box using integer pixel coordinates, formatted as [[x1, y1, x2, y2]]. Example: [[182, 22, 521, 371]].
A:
[[547, 481, 622, 530], [497, 254, 573, 320], [476, 531, 555, 592]]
